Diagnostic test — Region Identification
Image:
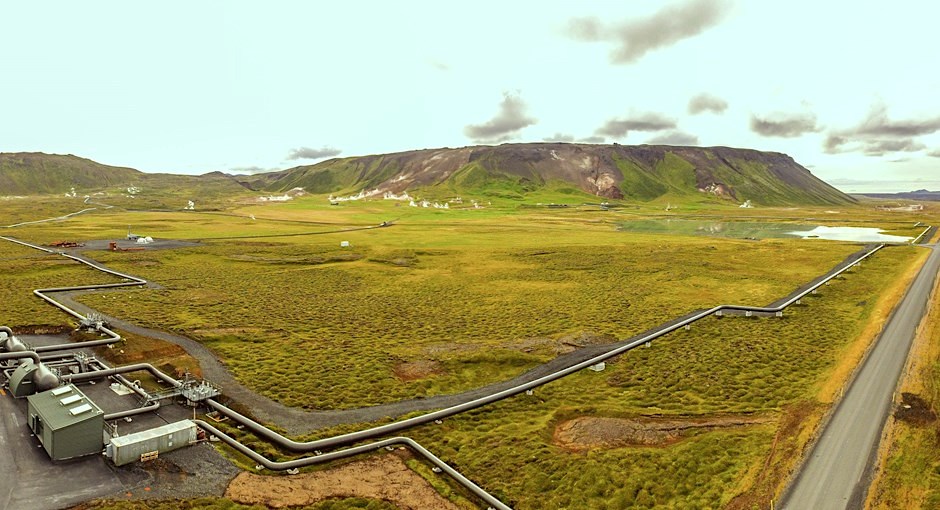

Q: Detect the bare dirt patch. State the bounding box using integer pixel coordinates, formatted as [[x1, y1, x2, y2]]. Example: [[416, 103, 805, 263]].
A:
[[895, 392, 937, 426], [190, 327, 265, 337], [394, 360, 445, 381], [553, 331, 618, 354], [225, 453, 460, 510], [553, 414, 772, 451], [12, 324, 73, 335]]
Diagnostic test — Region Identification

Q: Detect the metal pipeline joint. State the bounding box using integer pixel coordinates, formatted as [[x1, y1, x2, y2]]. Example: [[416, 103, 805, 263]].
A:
[[1, 328, 29, 353], [63, 362, 183, 388], [0, 351, 42, 365], [103, 372, 161, 421]]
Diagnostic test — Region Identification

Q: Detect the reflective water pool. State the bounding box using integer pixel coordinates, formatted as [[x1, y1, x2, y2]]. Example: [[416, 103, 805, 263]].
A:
[[618, 219, 912, 243], [786, 226, 912, 243]]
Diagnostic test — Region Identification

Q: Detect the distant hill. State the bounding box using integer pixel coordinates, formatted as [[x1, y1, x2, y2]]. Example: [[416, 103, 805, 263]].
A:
[[0, 153, 249, 197], [2, 146, 855, 207], [859, 190, 940, 202], [0, 153, 142, 195], [243, 143, 854, 206]]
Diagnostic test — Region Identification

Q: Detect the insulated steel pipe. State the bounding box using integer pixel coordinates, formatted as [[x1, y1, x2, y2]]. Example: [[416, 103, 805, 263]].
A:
[[103, 399, 160, 421], [193, 420, 512, 510], [63, 362, 183, 388], [33, 334, 122, 353], [207, 243, 887, 453], [0, 351, 42, 365], [102, 373, 161, 421], [3, 234, 507, 509], [2, 236, 147, 351]]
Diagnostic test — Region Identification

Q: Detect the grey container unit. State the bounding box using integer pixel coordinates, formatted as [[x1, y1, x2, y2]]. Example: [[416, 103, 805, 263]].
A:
[[26, 384, 105, 460], [107, 419, 198, 466]]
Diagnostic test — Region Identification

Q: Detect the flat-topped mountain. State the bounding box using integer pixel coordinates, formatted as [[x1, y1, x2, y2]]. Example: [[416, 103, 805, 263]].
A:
[[245, 143, 854, 206], [2, 145, 854, 206]]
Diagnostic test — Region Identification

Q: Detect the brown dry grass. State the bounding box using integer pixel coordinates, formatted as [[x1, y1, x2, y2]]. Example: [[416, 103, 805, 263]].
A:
[[816, 246, 930, 403], [552, 414, 772, 451], [225, 453, 461, 510], [393, 360, 445, 381], [726, 400, 825, 509]]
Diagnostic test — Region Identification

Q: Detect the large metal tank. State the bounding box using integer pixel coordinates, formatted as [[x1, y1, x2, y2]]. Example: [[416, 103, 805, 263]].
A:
[[1, 333, 28, 352], [32, 363, 60, 392], [9, 360, 39, 397]]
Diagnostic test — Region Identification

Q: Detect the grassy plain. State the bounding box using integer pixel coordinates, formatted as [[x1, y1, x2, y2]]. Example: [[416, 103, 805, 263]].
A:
[[1, 194, 936, 509], [16, 200, 873, 410], [210, 243, 920, 509]]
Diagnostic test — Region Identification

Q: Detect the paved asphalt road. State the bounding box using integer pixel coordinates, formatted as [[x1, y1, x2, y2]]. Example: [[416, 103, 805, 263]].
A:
[[781, 244, 940, 510]]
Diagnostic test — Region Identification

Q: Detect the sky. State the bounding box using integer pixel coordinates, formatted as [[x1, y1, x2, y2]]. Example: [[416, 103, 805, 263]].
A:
[[2, 0, 939, 193]]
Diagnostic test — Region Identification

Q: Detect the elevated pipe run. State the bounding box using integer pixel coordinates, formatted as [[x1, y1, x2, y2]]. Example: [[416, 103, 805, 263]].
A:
[[33, 333, 122, 353], [0, 236, 56, 253], [208, 243, 887, 453], [3, 234, 506, 508], [193, 420, 511, 510], [2, 236, 148, 351], [63, 362, 183, 388], [3, 208, 100, 228], [0, 222, 907, 507], [912, 226, 932, 245]]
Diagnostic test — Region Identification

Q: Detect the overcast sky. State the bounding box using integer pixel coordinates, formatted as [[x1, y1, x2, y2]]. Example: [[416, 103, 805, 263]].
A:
[[2, 0, 939, 193]]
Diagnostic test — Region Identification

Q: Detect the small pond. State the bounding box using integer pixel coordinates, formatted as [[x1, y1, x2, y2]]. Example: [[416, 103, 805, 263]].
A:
[[618, 219, 912, 243]]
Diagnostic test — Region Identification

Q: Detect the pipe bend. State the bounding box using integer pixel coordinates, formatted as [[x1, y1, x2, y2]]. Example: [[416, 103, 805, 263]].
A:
[[192, 420, 512, 510], [64, 362, 182, 388], [0, 351, 42, 365]]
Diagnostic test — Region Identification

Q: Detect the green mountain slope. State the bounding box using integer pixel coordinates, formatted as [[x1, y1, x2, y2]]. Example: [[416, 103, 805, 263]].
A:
[[0, 153, 250, 199], [250, 143, 854, 206], [0, 153, 142, 195]]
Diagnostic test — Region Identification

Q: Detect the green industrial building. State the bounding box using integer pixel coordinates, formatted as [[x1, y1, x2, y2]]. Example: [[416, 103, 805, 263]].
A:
[[26, 384, 105, 460]]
